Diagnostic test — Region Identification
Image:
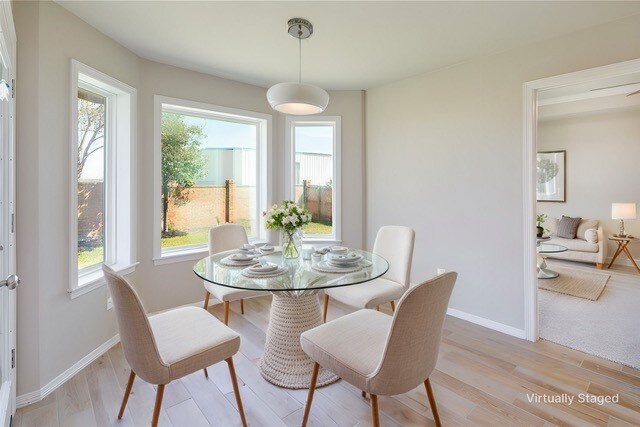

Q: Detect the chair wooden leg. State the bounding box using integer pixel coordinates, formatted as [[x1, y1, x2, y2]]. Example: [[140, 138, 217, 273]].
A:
[[323, 294, 329, 323], [376, 306, 380, 311], [390, 301, 395, 312], [151, 384, 165, 427], [240, 298, 245, 314], [424, 378, 442, 427], [302, 362, 320, 427], [370, 394, 380, 427], [203, 367, 209, 378], [361, 390, 366, 398], [224, 301, 230, 325], [118, 370, 136, 419], [203, 291, 211, 310], [227, 358, 248, 427]]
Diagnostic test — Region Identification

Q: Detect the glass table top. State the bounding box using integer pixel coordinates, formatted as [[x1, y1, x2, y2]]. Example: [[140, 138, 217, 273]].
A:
[[537, 243, 568, 253], [193, 249, 389, 292]]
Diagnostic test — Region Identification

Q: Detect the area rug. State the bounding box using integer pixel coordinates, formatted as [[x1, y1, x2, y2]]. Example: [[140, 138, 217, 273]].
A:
[[538, 265, 610, 300], [539, 263, 640, 369]]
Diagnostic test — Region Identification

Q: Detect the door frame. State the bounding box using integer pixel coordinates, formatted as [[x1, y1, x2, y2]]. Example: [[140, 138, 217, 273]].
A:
[[0, 0, 16, 424], [522, 57, 640, 341]]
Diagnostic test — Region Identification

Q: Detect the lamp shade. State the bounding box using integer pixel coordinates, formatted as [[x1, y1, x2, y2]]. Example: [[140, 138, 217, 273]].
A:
[[612, 203, 637, 220], [266, 82, 329, 115]]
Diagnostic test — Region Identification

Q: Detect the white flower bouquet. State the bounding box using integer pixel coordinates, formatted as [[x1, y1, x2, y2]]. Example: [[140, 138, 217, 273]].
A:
[[265, 201, 312, 258]]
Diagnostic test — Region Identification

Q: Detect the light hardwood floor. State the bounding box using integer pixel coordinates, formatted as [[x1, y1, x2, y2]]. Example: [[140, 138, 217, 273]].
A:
[[14, 294, 640, 427]]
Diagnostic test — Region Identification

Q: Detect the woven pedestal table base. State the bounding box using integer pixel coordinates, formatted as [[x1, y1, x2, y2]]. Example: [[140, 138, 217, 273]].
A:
[[259, 293, 339, 389]]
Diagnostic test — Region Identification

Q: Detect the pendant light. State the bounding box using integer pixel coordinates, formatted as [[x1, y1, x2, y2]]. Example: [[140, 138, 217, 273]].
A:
[[267, 18, 329, 115]]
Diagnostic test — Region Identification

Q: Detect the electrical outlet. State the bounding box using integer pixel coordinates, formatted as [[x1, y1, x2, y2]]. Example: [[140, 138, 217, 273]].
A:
[[437, 268, 446, 275], [107, 297, 113, 310]]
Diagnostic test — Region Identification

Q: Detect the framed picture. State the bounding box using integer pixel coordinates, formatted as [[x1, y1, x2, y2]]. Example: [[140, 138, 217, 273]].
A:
[[537, 150, 565, 202]]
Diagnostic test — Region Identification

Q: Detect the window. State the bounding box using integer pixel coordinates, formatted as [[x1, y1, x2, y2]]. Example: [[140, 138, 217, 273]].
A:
[[286, 116, 341, 242], [154, 96, 271, 263], [77, 88, 106, 272], [70, 60, 137, 297]]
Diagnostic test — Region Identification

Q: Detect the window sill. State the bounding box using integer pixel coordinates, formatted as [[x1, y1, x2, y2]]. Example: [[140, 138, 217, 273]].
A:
[[154, 238, 268, 266], [69, 262, 139, 299], [154, 247, 209, 266], [302, 238, 342, 247]]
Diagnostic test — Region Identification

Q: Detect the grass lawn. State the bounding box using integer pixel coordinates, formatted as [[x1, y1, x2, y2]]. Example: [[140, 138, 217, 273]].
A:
[[160, 221, 333, 249], [77, 246, 104, 270], [77, 221, 334, 268], [303, 221, 332, 235], [162, 228, 210, 248]]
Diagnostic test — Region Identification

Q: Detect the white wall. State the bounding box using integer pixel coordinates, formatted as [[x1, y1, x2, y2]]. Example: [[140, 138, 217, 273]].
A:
[[365, 14, 640, 330], [14, 0, 140, 396], [537, 108, 640, 261], [14, 0, 364, 398]]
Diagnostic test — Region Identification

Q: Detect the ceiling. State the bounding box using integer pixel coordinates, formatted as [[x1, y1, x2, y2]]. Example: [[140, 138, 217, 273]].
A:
[[538, 72, 640, 120], [57, 1, 640, 90]]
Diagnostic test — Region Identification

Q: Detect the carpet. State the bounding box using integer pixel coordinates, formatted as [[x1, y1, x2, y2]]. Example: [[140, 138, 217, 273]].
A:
[[539, 263, 640, 369], [538, 265, 609, 300]]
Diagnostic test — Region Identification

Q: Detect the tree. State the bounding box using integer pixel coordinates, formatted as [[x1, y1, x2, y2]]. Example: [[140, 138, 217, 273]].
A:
[[161, 113, 206, 233], [77, 97, 106, 179], [77, 96, 106, 248]]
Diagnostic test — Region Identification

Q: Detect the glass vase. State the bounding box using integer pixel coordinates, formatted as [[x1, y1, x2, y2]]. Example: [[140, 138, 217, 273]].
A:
[[282, 228, 302, 259]]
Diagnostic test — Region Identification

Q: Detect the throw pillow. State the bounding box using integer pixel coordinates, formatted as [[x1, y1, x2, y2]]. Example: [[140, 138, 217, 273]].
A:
[[576, 219, 599, 241], [545, 218, 559, 236], [557, 216, 582, 239], [585, 228, 598, 243]]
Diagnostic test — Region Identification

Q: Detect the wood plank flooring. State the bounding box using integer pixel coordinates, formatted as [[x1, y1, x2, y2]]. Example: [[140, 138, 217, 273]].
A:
[[15, 289, 640, 426]]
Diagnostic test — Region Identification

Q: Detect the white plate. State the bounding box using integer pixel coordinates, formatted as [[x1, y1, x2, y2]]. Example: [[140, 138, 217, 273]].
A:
[[312, 260, 362, 273], [327, 260, 360, 268], [329, 246, 349, 254], [219, 257, 259, 267], [241, 265, 288, 278], [230, 253, 256, 261], [249, 263, 279, 273], [327, 253, 363, 264]]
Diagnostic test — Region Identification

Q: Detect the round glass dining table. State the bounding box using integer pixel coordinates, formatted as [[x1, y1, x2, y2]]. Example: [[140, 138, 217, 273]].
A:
[[194, 248, 389, 389]]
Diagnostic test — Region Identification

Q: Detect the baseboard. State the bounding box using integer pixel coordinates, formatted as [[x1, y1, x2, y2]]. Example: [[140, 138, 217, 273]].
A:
[[446, 308, 526, 339], [16, 334, 120, 408]]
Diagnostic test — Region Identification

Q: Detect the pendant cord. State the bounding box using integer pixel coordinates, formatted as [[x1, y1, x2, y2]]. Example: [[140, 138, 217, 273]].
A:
[[298, 35, 302, 84]]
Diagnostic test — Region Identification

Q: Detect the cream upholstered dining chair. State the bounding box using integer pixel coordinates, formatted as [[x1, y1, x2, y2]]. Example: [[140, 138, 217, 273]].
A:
[[323, 225, 415, 321], [103, 265, 247, 427], [301, 272, 457, 427], [203, 223, 265, 324]]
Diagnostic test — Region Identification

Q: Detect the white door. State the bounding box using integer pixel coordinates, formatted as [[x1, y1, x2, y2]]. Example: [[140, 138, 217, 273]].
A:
[[0, 2, 16, 426]]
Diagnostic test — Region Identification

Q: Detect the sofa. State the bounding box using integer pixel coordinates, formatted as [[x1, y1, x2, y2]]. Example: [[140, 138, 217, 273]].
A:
[[542, 217, 607, 269]]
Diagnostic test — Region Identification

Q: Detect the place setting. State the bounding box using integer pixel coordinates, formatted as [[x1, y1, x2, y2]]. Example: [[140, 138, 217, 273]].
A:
[[218, 243, 278, 267], [241, 260, 289, 279], [312, 246, 373, 273]]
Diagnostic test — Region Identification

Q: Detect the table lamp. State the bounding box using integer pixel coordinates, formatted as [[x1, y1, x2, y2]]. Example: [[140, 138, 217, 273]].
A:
[[612, 203, 637, 237]]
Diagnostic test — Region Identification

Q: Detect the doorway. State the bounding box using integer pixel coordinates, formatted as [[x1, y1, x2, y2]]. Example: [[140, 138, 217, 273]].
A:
[[523, 59, 640, 357], [0, 2, 16, 425]]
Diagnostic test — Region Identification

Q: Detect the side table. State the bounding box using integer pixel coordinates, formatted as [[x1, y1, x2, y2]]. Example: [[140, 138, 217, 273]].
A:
[[607, 236, 639, 273]]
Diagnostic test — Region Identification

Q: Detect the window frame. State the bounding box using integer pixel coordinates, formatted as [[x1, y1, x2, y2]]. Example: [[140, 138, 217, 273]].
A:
[[285, 116, 342, 244], [69, 60, 138, 298], [153, 95, 272, 265]]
